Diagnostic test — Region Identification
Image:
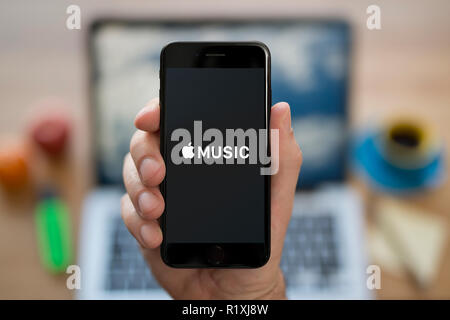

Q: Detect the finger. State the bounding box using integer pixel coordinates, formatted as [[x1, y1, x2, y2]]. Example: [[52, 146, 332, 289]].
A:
[[130, 130, 165, 187], [123, 153, 165, 220], [121, 194, 162, 249], [269, 102, 302, 259], [135, 98, 160, 132]]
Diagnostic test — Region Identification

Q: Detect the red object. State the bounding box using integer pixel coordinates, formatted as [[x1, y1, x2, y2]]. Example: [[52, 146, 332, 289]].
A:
[[30, 114, 70, 156]]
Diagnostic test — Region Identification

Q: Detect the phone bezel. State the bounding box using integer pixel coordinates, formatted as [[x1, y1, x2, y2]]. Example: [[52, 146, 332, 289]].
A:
[[159, 42, 271, 268]]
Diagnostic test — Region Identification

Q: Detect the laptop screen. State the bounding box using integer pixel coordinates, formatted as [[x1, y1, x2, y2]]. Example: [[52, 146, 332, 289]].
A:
[[89, 20, 351, 188]]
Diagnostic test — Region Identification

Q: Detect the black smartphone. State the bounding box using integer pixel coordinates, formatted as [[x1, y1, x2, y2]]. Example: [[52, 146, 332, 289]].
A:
[[159, 42, 271, 268]]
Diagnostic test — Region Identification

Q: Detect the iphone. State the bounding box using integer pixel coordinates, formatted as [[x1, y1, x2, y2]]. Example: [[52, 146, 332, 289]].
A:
[[159, 42, 271, 268]]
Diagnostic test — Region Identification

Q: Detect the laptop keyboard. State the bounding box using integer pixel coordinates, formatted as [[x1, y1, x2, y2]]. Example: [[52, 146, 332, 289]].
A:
[[281, 215, 340, 289], [105, 214, 340, 291], [105, 217, 159, 290]]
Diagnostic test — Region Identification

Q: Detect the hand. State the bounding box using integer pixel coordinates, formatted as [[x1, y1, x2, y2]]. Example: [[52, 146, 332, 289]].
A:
[[121, 98, 302, 299]]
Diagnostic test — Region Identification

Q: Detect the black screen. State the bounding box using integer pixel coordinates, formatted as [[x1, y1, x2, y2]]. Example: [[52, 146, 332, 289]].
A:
[[164, 67, 267, 243]]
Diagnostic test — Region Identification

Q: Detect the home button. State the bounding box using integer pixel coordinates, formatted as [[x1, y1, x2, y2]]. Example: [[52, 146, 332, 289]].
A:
[[207, 245, 224, 265]]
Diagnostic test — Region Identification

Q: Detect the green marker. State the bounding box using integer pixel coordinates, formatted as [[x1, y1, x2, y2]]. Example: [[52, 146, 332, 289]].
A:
[[35, 190, 73, 273]]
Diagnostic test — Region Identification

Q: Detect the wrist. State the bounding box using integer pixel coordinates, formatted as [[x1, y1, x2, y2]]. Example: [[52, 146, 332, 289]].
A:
[[258, 268, 287, 300]]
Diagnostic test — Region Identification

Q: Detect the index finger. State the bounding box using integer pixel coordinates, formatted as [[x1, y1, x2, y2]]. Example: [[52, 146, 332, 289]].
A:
[[134, 98, 160, 132]]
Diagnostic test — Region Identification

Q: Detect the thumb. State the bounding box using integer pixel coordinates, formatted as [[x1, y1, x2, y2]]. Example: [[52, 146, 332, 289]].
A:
[[269, 102, 302, 260]]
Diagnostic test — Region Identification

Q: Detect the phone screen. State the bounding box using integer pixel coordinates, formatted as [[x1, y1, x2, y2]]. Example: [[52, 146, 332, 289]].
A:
[[164, 67, 266, 244]]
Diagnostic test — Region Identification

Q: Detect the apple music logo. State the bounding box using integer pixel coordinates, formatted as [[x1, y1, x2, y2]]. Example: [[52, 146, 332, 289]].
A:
[[181, 142, 250, 160], [181, 142, 195, 159], [171, 121, 279, 175]]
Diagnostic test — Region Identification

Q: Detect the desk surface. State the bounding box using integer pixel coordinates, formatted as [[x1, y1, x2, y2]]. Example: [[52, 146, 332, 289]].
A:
[[0, 0, 449, 299]]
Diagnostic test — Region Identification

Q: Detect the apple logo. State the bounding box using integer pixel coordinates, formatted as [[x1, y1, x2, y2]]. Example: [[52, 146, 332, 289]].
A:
[[181, 142, 195, 159]]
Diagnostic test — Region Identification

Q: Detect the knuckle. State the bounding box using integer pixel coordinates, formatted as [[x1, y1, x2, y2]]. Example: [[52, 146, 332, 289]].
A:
[[122, 154, 137, 186], [155, 196, 165, 216], [290, 141, 303, 171], [122, 153, 131, 179], [120, 194, 127, 208], [130, 130, 146, 155], [146, 194, 165, 219], [123, 152, 131, 164], [295, 146, 303, 170], [295, 144, 303, 163], [144, 160, 166, 186], [120, 196, 132, 225], [156, 164, 166, 184]]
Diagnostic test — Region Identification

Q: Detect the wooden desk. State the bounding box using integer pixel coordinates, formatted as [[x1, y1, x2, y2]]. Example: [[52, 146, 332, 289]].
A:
[[0, 0, 449, 299]]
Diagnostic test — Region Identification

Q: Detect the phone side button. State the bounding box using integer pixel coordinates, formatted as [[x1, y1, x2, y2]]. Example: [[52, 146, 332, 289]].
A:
[[207, 245, 224, 265]]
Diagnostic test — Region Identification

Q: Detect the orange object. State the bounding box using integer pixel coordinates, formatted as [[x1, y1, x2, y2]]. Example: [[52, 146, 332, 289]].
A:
[[0, 143, 29, 190]]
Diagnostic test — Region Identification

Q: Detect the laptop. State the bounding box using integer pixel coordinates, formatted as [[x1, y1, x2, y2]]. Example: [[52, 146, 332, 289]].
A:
[[78, 19, 371, 299]]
